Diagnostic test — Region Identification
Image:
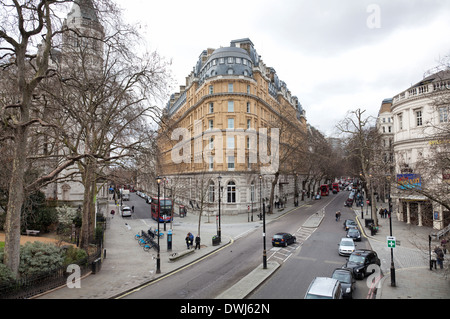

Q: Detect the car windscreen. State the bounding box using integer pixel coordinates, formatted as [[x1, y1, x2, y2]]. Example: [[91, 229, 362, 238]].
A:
[[341, 241, 354, 246], [348, 254, 365, 264], [332, 272, 351, 284]]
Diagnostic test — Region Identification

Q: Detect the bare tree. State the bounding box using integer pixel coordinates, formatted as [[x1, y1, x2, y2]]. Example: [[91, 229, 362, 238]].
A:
[[337, 108, 382, 225]]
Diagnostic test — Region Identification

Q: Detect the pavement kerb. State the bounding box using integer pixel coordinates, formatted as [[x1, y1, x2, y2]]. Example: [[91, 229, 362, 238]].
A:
[[112, 236, 234, 299], [215, 261, 281, 299]]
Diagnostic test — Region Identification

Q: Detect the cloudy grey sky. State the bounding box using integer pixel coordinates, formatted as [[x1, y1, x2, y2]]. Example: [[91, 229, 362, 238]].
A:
[[121, 0, 450, 137]]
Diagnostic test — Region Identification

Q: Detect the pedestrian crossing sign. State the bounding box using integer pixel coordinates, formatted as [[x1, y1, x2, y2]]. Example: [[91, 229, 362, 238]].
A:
[[387, 236, 396, 248]]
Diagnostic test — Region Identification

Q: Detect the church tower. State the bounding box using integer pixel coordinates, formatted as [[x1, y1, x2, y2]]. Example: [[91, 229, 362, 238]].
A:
[[61, 0, 104, 73]]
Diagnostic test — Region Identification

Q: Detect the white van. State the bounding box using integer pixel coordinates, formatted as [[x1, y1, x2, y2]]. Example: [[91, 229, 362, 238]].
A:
[[304, 277, 343, 299]]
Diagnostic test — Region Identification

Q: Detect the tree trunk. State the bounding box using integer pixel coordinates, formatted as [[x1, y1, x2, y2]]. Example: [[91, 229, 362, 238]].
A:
[[3, 126, 28, 275], [268, 172, 279, 214], [80, 159, 95, 250]]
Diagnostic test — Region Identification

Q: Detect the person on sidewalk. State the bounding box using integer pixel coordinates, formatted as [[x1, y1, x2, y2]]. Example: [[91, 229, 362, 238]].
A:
[[110, 209, 115, 219], [431, 249, 437, 270], [185, 234, 191, 249], [195, 235, 201, 250], [435, 246, 445, 269]]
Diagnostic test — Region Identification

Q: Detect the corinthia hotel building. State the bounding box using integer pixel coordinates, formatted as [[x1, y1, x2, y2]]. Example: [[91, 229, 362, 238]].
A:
[[158, 39, 307, 215]]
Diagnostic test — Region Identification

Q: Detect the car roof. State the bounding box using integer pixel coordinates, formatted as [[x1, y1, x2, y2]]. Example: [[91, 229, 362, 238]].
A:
[[332, 268, 352, 275], [352, 249, 373, 256], [307, 277, 340, 296], [340, 238, 354, 243]]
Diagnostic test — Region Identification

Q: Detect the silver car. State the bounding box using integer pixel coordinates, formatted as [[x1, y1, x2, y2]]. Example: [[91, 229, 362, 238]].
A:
[[121, 206, 132, 217], [338, 238, 356, 256]]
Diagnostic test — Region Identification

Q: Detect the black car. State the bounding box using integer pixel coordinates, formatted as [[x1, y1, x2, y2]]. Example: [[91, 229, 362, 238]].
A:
[[346, 228, 362, 241], [343, 219, 357, 231], [331, 268, 356, 299], [272, 233, 296, 247], [343, 249, 381, 280]]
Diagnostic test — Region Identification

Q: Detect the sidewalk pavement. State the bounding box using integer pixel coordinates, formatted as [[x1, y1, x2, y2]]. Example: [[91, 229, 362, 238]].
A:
[[34, 199, 302, 299], [352, 203, 450, 299], [34, 196, 449, 299]]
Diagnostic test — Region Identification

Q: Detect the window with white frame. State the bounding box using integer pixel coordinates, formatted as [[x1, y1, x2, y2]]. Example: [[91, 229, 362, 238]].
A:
[[209, 119, 213, 130], [228, 118, 234, 129], [228, 101, 234, 112], [208, 181, 215, 202], [209, 156, 214, 171], [227, 156, 235, 171], [228, 83, 233, 93], [227, 181, 236, 202], [416, 110, 423, 126], [398, 114, 403, 130], [227, 136, 235, 149], [251, 182, 255, 202], [209, 102, 214, 113], [439, 106, 449, 123]]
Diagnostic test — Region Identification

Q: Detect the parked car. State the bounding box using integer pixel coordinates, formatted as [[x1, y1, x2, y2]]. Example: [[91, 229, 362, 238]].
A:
[[304, 277, 343, 299], [346, 228, 362, 241], [272, 233, 296, 247], [331, 268, 356, 299], [343, 219, 357, 231], [121, 206, 132, 217], [343, 249, 381, 280], [338, 238, 356, 256]]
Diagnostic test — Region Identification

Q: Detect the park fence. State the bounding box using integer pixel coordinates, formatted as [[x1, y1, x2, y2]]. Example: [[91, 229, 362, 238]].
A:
[[0, 221, 106, 299]]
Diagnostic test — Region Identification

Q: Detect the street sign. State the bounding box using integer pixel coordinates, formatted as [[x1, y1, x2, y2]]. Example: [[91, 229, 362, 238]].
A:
[[387, 236, 396, 248]]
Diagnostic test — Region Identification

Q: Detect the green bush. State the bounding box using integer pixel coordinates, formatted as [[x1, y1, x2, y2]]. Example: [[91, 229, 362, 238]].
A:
[[18, 242, 64, 277], [0, 263, 16, 282], [63, 246, 88, 266]]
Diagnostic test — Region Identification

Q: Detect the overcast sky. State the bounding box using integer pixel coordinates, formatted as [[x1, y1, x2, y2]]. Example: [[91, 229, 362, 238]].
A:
[[120, 0, 450, 137]]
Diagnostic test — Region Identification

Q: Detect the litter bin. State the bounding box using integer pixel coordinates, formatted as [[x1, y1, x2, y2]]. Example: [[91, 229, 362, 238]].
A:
[[91, 258, 102, 274], [212, 235, 220, 246], [365, 218, 374, 228], [167, 229, 172, 251]]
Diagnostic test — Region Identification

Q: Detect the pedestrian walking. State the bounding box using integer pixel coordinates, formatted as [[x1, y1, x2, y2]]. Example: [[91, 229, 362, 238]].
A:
[[431, 249, 437, 270], [435, 246, 445, 269], [110, 209, 115, 219], [185, 234, 191, 249], [195, 235, 201, 250], [335, 212, 339, 222], [131, 206, 134, 213]]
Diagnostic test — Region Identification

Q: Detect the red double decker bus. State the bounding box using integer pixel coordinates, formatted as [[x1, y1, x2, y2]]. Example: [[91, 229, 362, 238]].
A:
[[151, 197, 173, 223], [320, 184, 329, 196]]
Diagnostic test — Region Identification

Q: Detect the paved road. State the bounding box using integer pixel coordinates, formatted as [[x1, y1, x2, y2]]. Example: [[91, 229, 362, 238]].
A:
[[249, 191, 372, 299], [121, 195, 329, 299]]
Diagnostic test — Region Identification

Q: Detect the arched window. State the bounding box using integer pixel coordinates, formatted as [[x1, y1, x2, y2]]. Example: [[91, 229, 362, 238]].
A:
[[209, 181, 215, 202], [227, 181, 236, 203], [227, 68, 234, 75]]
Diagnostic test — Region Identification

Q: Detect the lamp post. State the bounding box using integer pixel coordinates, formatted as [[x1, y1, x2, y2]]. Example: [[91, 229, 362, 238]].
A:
[[260, 175, 267, 269], [163, 177, 167, 231], [156, 176, 162, 274], [218, 176, 222, 242], [388, 190, 396, 287]]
